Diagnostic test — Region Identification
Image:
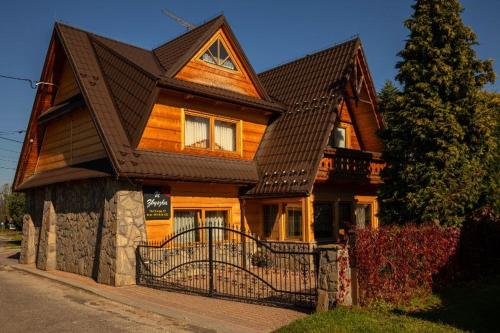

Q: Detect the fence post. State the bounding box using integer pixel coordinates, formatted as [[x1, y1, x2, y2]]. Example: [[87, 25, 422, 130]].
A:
[[316, 244, 352, 312], [208, 225, 214, 296], [240, 199, 247, 269]]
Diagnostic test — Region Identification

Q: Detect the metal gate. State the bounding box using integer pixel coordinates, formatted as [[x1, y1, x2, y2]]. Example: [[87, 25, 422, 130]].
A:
[[136, 225, 318, 308]]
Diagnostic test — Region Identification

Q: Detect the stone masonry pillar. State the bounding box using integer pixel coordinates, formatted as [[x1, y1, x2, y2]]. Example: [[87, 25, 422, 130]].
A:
[[19, 214, 36, 264], [95, 180, 147, 286], [114, 186, 147, 286], [36, 191, 57, 271], [316, 245, 352, 312]]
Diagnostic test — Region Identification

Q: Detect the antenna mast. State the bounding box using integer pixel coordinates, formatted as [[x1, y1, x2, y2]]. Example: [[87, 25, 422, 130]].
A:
[[162, 9, 196, 30]]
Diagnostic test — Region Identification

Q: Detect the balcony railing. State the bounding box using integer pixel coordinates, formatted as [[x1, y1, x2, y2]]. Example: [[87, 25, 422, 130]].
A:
[[316, 148, 385, 183]]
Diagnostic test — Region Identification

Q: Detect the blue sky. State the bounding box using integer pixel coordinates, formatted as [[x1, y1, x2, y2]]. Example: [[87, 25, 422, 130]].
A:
[[0, 0, 498, 186]]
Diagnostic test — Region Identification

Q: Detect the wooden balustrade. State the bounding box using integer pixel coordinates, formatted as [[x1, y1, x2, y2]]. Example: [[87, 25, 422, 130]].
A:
[[316, 148, 385, 183]]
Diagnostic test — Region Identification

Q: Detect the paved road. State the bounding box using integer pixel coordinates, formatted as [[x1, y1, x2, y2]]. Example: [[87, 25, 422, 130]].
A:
[[0, 251, 209, 333]]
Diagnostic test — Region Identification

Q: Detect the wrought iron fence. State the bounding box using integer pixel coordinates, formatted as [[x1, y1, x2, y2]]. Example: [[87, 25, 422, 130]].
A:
[[136, 224, 318, 308]]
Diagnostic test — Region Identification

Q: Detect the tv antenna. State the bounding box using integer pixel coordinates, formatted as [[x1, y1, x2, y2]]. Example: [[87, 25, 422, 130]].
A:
[[162, 9, 196, 31]]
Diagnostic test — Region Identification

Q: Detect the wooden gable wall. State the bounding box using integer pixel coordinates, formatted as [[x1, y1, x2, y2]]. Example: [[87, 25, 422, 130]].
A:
[[337, 99, 361, 150], [35, 107, 107, 173], [344, 49, 384, 153], [53, 59, 80, 105], [175, 28, 261, 98], [16, 34, 108, 185]]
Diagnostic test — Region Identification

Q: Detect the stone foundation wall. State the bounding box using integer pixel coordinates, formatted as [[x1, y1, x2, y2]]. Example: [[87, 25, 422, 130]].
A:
[[53, 180, 107, 277], [22, 177, 147, 286]]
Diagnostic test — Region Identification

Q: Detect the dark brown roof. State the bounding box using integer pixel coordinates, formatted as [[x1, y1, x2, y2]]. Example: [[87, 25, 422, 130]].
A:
[[15, 19, 363, 194], [92, 35, 163, 77], [122, 150, 259, 184], [154, 15, 271, 101], [17, 162, 111, 190], [259, 38, 359, 104], [245, 39, 360, 196], [153, 15, 223, 74], [92, 38, 158, 144]]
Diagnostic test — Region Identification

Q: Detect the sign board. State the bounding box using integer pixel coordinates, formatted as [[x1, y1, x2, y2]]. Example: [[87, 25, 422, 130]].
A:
[[143, 186, 171, 220]]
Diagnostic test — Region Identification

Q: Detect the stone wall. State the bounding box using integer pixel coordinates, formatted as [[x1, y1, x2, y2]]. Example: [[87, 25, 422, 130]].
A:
[[316, 245, 352, 312], [22, 177, 147, 286]]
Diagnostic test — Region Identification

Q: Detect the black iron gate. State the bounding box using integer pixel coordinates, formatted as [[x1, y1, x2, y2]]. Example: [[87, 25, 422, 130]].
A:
[[136, 225, 318, 308]]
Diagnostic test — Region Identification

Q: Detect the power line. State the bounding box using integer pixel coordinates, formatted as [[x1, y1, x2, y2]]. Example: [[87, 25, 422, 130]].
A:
[[0, 130, 25, 135], [0, 166, 16, 170], [0, 136, 22, 144], [0, 157, 17, 163], [0, 74, 37, 89]]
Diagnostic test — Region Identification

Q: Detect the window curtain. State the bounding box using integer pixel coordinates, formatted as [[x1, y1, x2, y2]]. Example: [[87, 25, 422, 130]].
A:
[[185, 116, 209, 148], [174, 210, 200, 242], [355, 204, 371, 229], [287, 208, 302, 237], [214, 120, 236, 151], [205, 211, 227, 241]]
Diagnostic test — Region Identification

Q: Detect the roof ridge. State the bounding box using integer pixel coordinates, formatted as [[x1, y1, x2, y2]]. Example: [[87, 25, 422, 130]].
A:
[[152, 14, 224, 52], [258, 37, 360, 76], [91, 36, 159, 80], [55, 21, 151, 53]]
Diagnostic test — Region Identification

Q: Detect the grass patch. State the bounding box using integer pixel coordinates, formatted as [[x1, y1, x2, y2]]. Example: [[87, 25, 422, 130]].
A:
[[400, 277, 500, 333], [277, 277, 500, 333], [276, 307, 460, 333], [0, 231, 22, 248]]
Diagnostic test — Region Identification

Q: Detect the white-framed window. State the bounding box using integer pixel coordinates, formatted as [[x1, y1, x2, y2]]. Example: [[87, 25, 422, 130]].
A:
[[200, 39, 236, 71]]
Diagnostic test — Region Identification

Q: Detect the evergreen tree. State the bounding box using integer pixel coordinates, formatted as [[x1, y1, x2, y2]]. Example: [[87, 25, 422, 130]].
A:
[[477, 92, 500, 212], [379, 0, 495, 226], [378, 80, 400, 115]]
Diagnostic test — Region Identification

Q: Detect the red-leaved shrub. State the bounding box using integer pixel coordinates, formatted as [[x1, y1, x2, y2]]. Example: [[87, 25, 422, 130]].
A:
[[352, 224, 460, 305]]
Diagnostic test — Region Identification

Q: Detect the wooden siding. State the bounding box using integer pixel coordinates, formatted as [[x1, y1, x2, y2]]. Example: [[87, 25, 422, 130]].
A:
[[145, 182, 243, 242], [35, 107, 106, 173], [138, 92, 268, 160], [175, 28, 261, 98], [53, 59, 80, 105]]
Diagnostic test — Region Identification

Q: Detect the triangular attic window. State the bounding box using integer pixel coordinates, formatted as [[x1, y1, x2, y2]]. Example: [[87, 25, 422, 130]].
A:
[[200, 39, 236, 71]]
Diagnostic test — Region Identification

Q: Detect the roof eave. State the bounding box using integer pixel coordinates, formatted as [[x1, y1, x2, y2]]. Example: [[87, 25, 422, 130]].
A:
[[157, 79, 286, 113], [119, 173, 259, 186]]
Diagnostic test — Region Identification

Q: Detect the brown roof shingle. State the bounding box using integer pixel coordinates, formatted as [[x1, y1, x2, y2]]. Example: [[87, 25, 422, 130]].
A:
[[153, 15, 223, 74], [92, 38, 158, 144], [259, 38, 358, 104], [245, 39, 360, 196], [16, 20, 362, 193]]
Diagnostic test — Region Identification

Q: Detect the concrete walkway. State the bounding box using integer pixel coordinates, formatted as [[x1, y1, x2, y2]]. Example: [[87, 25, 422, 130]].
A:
[[0, 249, 306, 333]]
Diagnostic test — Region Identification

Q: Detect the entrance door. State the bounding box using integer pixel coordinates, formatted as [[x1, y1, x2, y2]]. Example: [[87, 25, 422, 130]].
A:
[[314, 202, 333, 239]]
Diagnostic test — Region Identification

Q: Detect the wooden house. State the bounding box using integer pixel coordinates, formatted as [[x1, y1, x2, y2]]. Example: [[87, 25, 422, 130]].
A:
[[15, 16, 384, 285]]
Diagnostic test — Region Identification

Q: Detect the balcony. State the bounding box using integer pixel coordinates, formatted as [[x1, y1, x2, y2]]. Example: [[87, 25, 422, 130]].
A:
[[316, 148, 385, 184]]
